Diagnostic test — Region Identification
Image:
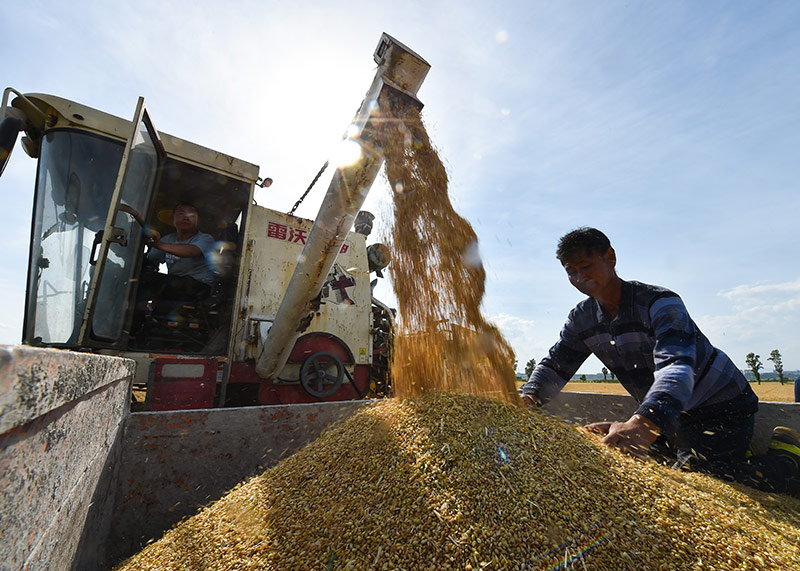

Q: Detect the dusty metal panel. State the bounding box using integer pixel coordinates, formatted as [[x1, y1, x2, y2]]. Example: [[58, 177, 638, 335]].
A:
[[158, 132, 260, 183], [239, 206, 371, 368], [15, 93, 132, 142], [0, 346, 134, 571], [0, 345, 136, 433], [105, 399, 369, 567], [748, 401, 800, 454], [16, 93, 260, 183], [543, 391, 638, 426], [545, 391, 800, 454]]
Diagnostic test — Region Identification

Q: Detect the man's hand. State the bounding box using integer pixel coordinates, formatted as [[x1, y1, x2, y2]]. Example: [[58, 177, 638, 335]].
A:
[[521, 394, 542, 411], [144, 226, 161, 247], [585, 414, 660, 459]]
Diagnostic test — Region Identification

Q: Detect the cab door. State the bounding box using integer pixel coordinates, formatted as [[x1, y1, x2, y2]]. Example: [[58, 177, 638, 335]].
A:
[[77, 97, 164, 346]]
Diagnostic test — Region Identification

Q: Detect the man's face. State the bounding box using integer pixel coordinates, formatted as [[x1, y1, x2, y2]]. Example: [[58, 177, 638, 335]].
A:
[[562, 248, 617, 298], [173, 206, 198, 232]]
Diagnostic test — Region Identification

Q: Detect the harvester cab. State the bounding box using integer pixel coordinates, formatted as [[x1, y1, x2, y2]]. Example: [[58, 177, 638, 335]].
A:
[[0, 33, 429, 411], [0, 90, 252, 354]]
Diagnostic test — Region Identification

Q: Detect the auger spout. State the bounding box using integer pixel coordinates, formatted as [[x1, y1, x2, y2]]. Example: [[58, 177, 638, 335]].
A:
[[255, 33, 430, 380]]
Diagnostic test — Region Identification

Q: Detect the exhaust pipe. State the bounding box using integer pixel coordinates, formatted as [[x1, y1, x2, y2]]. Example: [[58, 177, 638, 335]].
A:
[[255, 33, 430, 380]]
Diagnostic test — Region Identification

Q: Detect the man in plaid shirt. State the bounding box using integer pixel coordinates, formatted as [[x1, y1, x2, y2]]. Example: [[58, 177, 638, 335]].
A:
[[521, 227, 799, 495]]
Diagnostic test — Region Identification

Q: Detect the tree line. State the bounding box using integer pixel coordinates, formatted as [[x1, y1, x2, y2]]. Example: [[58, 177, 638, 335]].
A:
[[521, 358, 617, 382], [521, 350, 794, 385]]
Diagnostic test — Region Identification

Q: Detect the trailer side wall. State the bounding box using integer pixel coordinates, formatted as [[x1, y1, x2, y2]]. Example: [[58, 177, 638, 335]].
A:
[[545, 391, 799, 454], [0, 346, 135, 571], [104, 400, 368, 567]]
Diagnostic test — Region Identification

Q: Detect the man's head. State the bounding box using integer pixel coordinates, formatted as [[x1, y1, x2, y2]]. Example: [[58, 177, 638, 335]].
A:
[[556, 227, 612, 264], [556, 227, 618, 299], [172, 203, 199, 235]]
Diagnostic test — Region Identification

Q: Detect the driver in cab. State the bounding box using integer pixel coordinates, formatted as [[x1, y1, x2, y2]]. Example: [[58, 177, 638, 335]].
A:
[[144, 202, 216, 298]]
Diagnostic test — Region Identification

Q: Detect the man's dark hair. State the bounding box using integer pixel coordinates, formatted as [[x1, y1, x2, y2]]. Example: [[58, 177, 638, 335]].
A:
[[556, 227, 612, 263]]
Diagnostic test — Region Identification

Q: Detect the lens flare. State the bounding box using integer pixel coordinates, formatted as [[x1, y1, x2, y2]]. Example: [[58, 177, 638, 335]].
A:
[[496, 445, 509, 463], [332, 138, 363, 168], [527, 520, 610, 570]]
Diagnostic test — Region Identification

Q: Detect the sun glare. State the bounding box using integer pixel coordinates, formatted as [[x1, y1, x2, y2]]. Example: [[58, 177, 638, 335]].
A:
[[331, 137, 363, 168]]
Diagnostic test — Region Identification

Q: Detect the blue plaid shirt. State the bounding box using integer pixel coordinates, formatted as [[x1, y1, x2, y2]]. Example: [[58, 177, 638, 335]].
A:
[[521, 280, 747, 435]]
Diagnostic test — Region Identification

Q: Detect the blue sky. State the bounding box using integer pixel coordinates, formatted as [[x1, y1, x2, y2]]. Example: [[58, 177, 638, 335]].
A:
[[2, 1, 800, 374]]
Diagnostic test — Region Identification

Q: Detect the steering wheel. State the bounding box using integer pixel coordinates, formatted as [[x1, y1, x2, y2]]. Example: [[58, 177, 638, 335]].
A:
[[118, 203, 145, 226], [300, 351, 345, 398]]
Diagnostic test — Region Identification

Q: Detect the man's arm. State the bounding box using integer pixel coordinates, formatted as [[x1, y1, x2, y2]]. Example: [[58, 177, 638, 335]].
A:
[[634, 295, 697, 436], [520, 308, 591, 408], [145, 229, 166, 264], [583, 295, 692, 459], [151, 230, 204, 258]]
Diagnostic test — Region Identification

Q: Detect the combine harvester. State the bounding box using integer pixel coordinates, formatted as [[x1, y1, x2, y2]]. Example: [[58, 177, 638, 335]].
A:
[[0, 33, 797, 570]]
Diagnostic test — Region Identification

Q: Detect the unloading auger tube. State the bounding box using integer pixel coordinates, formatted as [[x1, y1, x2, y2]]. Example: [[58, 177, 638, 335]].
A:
[[255, 33, 430, 380]]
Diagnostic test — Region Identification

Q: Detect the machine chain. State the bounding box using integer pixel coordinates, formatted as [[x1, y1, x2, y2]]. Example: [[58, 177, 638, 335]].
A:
[[288, 160, 329, 216]]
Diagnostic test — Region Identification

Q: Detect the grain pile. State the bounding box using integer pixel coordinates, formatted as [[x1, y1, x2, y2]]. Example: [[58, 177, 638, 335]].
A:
[[377, 90, 518, 405], [118, 393, 800, 570]]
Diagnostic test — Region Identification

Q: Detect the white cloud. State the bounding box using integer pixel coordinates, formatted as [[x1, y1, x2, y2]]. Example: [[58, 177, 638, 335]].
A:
[[491, 312, 537, 336], [720, 279, 800, 301], [489, 312, 545, 368], [698, 278, 800, 370]]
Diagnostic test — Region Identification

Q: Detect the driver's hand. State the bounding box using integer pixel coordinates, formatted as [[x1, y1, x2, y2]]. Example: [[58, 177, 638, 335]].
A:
[[144, 226, 161, 247]]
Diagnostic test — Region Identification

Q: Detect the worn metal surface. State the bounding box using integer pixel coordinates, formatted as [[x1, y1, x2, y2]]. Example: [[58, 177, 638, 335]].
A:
[[104, 399, 368, 568], [10, 93, 260, 182], [546, 391, 800, 454], [0, 345, 135, 434], [240, 207, 371, 372], [0, 345, 134, 571]]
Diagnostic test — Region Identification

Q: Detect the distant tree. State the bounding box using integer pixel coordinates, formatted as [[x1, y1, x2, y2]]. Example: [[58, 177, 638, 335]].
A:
[[768, 349, 785, 384], [746, 352, 763, 385], [524, 358, 537, 378], [610, 370, 616, 380], [601, 367, 608, 381], [580, 374, 587, 382]]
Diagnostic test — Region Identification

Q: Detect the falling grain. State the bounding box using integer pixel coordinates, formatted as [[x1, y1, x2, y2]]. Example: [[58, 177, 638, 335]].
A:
[[377, 90, 517, 404]]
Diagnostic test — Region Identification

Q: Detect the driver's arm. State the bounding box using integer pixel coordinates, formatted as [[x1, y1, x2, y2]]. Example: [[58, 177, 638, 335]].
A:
[[149, 230, 203, 258]]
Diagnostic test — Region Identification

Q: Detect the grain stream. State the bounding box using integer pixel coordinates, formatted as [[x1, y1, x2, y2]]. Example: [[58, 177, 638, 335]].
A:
[[377, 90, 518, 405]]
